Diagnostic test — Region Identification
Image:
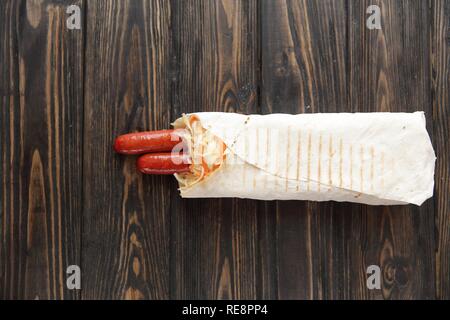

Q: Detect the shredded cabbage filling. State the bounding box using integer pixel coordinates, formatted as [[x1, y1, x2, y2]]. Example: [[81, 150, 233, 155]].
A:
[[172, 114, 226, 190]]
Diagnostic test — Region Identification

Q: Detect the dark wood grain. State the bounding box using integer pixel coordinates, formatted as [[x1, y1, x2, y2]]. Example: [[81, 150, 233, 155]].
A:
[[0, 0, 84, 299], [168, 0, 273, 299], [1, 0, 449, 300], [348, 0, 435, 299], [261, 0, 350, 299], [432, 0, 450, 300], [82, 0, 172, 299]]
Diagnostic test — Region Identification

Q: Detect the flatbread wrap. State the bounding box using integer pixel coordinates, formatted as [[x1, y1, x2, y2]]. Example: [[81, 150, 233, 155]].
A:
[[171, 112, 436, 206]]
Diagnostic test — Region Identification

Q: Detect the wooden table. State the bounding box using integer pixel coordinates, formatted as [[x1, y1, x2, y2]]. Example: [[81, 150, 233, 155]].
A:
[[1, 0, 449, 300]]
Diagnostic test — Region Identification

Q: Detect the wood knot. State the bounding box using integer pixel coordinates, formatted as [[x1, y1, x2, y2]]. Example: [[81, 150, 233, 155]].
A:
[[217, 257, 232, 299], [26, 0, 43, 28], [132, 257, 140, 276], [273, 51, 291, 77], [130, 232, 142, 248], [237, 83, 255, 105], [383, 257, 410, 289]]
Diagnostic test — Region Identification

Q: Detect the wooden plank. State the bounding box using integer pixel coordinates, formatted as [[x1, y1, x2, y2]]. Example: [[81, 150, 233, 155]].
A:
[[0, 0, 21, 300], [169, 0, 271, 299], [0, 0, 84, 299], [432, 0, 450, 299], [82, 0, 172, 299], [261, 0, 349, 299], [348, 0, 435, 299]]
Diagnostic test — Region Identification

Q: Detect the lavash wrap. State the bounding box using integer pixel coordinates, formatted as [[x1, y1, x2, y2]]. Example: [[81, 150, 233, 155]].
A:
[[173, 112, 436, 206]]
